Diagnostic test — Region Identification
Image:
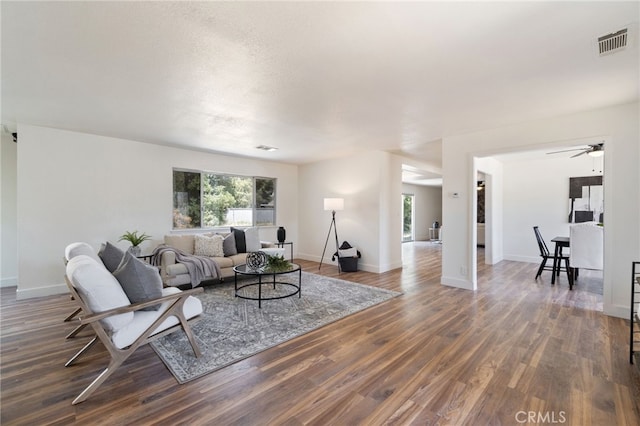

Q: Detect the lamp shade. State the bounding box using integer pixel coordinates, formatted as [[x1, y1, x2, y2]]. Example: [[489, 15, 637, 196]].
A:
[[324, 198, 344, 211]]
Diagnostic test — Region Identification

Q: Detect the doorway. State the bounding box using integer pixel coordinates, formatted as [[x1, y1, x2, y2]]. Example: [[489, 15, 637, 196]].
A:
[[476, 173, 486, 248], [402, 193, 415, 242], [472, 140, 605, 299]]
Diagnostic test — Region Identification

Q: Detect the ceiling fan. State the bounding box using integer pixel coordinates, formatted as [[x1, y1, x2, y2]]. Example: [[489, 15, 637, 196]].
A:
[[546, 142, 604, 158]]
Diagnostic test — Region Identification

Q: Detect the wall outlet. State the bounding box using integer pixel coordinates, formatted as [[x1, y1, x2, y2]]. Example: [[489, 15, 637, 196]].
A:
[[460, 266, 467, 276]]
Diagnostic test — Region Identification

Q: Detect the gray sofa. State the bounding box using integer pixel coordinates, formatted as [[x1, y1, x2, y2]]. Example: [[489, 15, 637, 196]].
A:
[[159, 232, 283, 287]]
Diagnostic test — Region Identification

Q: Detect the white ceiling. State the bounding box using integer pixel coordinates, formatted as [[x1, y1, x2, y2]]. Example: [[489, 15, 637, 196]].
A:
[[402, 162, 443, 187], [2, 2, 638, 168]]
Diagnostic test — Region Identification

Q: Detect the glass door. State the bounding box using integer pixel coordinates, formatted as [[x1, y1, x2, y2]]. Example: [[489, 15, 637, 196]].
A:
[[402, 194, 415, 242]]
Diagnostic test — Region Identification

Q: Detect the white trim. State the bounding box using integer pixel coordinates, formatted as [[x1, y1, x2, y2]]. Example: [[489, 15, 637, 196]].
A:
[[298, 252, 333, 265], [297, 253, 393, 273], [0, 277, 18, 287], [503, 255, 539, 264], [441, 275, 474, 290], [356, 263, 377, 273], [16, 283, 68, 300], [484, 254, 505, 266], [374, 261, 403, 274], [603, 303, 629, 320]]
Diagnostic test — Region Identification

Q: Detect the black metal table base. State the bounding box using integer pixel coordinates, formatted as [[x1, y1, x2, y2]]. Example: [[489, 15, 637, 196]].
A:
[[234, 268, 302, 308]]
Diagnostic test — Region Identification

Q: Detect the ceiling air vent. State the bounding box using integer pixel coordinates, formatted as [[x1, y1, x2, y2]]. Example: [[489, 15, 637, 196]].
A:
[[598, 28, 627, 55], [256, 145, 278, 152]]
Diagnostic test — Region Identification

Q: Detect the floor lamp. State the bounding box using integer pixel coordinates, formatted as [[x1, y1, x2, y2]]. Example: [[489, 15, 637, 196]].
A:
[[319, 198, 344, 271]]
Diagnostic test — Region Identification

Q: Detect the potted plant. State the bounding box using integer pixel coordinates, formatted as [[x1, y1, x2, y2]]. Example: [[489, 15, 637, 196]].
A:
[[119, 230, 151, 256], [265, 254, 292, 272]]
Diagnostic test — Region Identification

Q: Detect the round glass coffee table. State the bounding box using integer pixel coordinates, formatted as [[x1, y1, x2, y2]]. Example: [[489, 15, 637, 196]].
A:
[[233, 263, 302, 308]]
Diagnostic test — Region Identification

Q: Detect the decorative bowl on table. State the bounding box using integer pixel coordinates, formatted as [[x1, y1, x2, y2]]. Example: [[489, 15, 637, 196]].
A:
[[246, 251, 268, 271]]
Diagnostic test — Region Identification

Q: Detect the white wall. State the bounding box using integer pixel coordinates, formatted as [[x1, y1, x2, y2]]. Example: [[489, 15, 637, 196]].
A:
[[381, 154, 403, 271], [16, 124, 298, 299], [297, 150, 403, 273], [402, 183, 442, 241], [502, 155, 601, 263], [1, 132, 18, 287], [442, 102, 639, 319]]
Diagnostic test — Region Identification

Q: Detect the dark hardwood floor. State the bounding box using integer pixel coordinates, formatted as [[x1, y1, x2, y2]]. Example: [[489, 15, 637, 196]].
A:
[[2, 242, 638, 425]]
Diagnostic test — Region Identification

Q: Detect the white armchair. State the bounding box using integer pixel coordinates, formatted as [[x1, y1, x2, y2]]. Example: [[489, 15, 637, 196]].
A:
[[64, 254, 203, 404], [569, 222, 603, 271]]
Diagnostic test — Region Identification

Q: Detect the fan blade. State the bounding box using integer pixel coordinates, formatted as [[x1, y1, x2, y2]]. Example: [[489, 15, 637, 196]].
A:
[[570, 151, 587, 158], [546, 148, 585, 155]]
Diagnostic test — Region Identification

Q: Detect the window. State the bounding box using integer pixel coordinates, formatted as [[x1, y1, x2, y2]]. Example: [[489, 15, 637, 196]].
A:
[[173, 170, 201, 228], [255, 177, 276, 226], [202, 174, 252, 227], [172, 169, 276, 229], [402, 193, 414, 242]]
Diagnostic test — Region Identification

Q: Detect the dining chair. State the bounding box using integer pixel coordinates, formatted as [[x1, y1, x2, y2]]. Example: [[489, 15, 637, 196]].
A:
[[569, 222, 603, 279], [533, 226, 572, 285]]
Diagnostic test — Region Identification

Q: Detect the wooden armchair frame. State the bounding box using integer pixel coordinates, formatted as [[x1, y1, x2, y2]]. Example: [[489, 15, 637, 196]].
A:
[[64, 276, 203, 404], [63, 301, 88, 339], [62, 256, 88, 339]]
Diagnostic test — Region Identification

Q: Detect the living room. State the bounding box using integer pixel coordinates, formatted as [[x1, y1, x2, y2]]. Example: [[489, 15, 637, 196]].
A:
[[1, 1, 640, 423]]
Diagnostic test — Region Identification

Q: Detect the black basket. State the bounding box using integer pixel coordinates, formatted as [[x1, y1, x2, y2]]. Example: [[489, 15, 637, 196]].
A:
[[339, 256, 359, 272], [333, 241, 361, 272]]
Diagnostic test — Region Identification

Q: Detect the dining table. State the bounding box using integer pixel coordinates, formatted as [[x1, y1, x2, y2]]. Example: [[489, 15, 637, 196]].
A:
[[550, 236, 570, 285]]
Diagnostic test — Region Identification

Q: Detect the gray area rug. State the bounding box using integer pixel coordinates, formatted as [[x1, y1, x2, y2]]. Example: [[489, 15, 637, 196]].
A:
[[150, 271, 401, 383]]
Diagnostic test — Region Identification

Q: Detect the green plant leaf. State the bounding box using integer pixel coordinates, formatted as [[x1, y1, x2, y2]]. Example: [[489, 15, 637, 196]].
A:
[[118, 230, 151, 246], [265, 254, 292, 272]]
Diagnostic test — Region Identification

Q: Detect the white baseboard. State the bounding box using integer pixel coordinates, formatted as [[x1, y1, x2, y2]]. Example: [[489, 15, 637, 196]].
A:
[[441, 275, 474, 290], [484, 257, 504, 265], [376, 261, 403, 273], [503, 255, 539, 264], [296, 253, 399, 274], [604, 303, 629, 319], [298, 252, 335, 265], [16, 283, 69, 300], [355, 261, 402, 274], [355, 262, 375, 273], [1, 276, 18, 287]]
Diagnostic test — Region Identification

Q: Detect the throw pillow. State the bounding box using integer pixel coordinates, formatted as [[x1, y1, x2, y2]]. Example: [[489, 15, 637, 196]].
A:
[[244, 227, 261, 252], [98, 241, 126, 273], [112, 252, 163, 311], [338, 247, 358, 258], [65, 242, 102, 264], [220, 233, 238, 257], [66, 255, 133, 332], [231, 227, 247, 253], [194, 234, 224, 257]]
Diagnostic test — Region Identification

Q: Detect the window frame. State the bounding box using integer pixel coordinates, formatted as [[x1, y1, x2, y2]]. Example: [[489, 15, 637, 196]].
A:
[[172, 168, 277, 230]]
